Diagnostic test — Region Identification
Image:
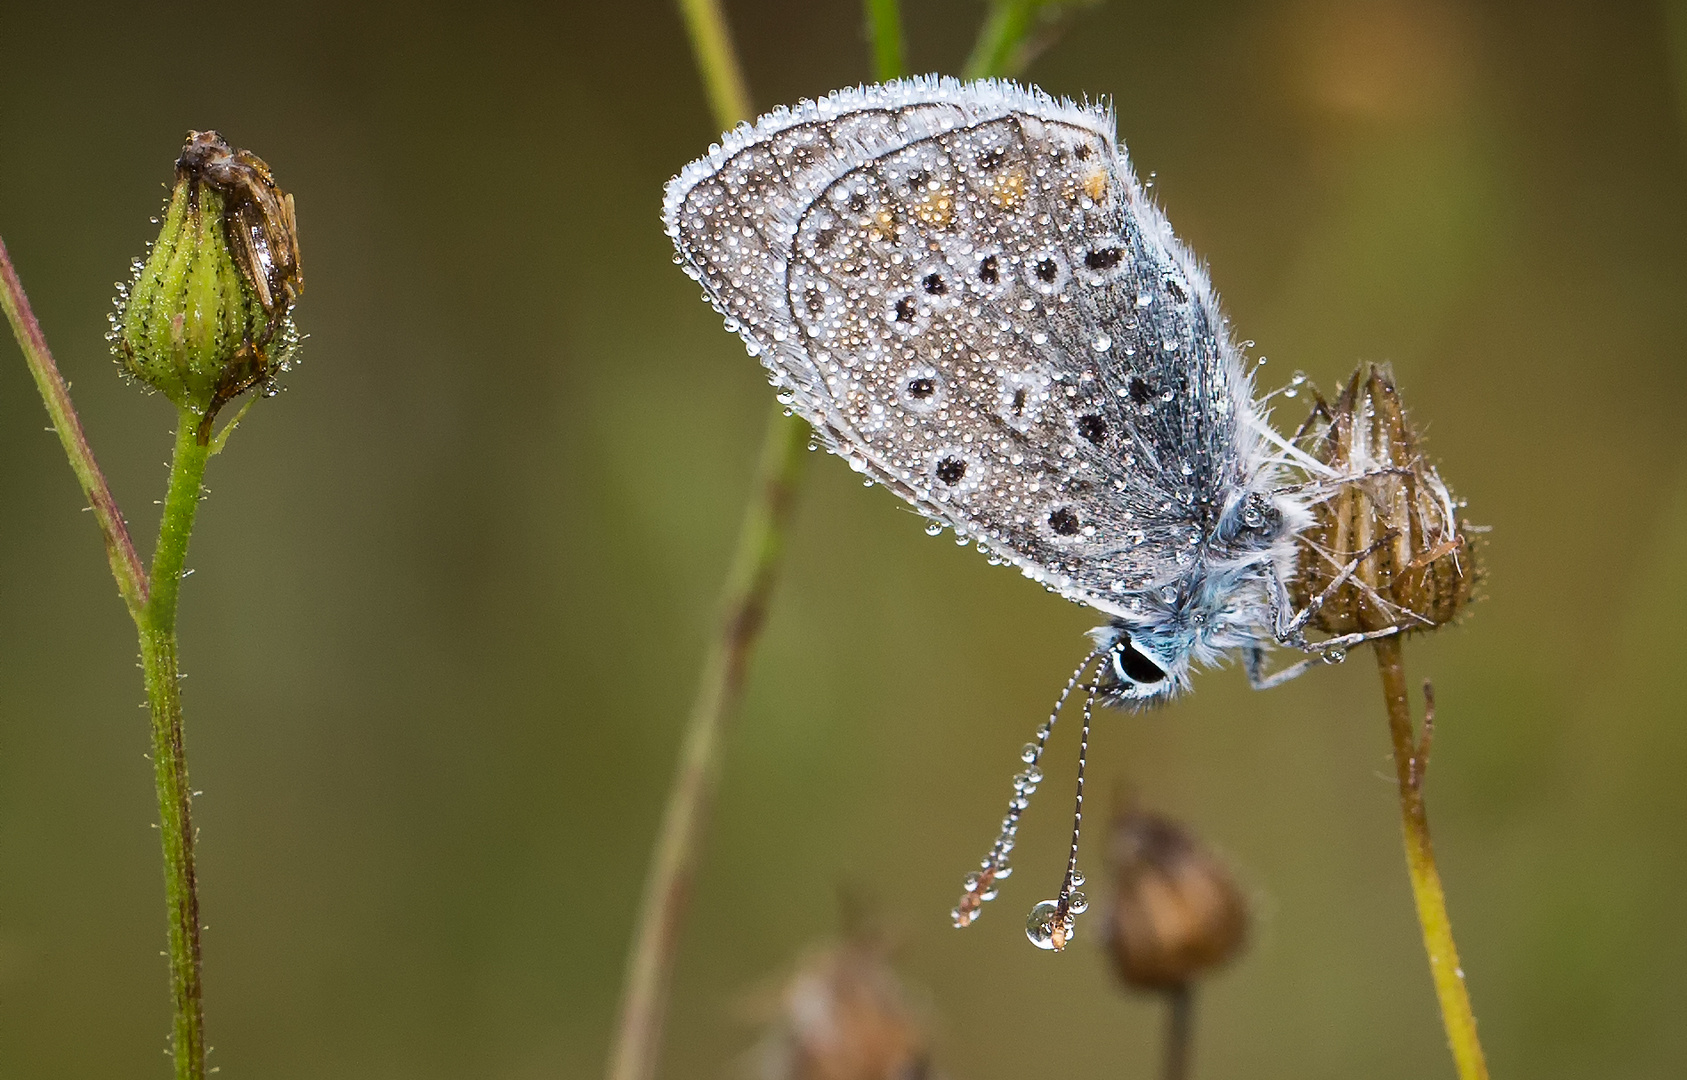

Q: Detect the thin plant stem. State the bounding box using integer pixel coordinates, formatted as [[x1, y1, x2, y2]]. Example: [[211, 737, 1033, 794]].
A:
[[865, 0, 906, 80], [1373, 636, 1488, 1080], [606, 413, 806, 1080], [0, 236, 148, 616], [604, 4, 791, 1079], [1162, 983, 1193, 1080], [606, 5, 1054, 1078], [143, 411, 212, 1080], [676, 0, 753, 134], [963, 0, 1038, 80]]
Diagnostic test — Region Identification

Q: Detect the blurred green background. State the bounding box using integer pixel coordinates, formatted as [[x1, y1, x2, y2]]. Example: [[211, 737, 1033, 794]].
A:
[[3, 0, 1686, 1077]]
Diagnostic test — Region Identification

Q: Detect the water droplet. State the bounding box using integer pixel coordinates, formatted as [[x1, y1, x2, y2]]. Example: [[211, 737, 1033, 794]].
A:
[[925, 522, 943, 536], [1021, 743, 1039, 763], [1068, 891, 1089, 914], [1026, 900, 1072, 950], [1070, 871, 1085, 888], [1092, 333, 1111, 352], [963, 871, 982, 893]]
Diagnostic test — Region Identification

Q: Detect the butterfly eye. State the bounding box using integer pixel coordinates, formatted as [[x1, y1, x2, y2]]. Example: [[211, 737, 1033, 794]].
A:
[[1114, 644, 1167, 684]]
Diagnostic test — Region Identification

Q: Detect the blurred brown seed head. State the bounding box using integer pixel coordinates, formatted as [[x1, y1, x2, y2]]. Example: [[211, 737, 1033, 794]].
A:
[[749, 937, 932, 1080], [1290, 363, 1479, 636], [1103, 808, 1249, 992]]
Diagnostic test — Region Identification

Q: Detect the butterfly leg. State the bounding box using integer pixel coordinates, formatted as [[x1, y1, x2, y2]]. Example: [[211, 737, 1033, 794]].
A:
[[1245, 645, 1323, 690], [1269, 530, 1400, 647], [1270, 467, 1415, 498]]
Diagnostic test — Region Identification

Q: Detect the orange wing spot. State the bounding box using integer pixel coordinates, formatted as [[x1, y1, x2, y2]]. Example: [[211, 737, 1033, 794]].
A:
[[988, 169, 1028, 210], [912, 187, 956, 229], [1082, 166, 1109, 202]]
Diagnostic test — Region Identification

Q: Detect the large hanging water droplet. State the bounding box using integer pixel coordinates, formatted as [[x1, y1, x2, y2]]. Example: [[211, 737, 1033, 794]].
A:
[[1026, 900, 1071, 950], [1068, 890, 1089, 914], [1021, 743, 1039, 764]]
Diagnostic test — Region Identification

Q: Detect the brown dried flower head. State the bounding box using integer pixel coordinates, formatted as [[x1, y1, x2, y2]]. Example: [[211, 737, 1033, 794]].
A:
[[1103, 807, 1248, 992], [749, 938, 933, 1080], [1290, 363, 1478, 636]]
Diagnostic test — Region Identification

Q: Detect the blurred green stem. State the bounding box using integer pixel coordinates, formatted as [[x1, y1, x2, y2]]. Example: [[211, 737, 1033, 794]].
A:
[[1162, 984, 1193, 1080], [605, 7, 1049, 1079], [964, 0, 1038, 80], [605, 6, 802, 1080], [0, 236, 148, 614], [865, 0, 906, 80], [1374, 638, 1488, 1080], [1, 240, 211, 1079], [676, 0, 753, 133]]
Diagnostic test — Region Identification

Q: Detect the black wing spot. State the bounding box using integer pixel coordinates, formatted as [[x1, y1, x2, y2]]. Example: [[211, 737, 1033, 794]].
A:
[[814, 227, 837, 251], [1128, 376, 1151, 404], [978, 254, 1000, 285], [893, 296, 917, 323], [1048, 507, 1081, 536], [1076, 414, 1107, 444], [935, 456, 967, 485], [923, 272, 947, 296], [907, 376, 936, 400], [1035, 256, 1059, 283], [1085, 247, 1123, 271], [1011, 387, 1027, 415], [847, 190, 868, 212]]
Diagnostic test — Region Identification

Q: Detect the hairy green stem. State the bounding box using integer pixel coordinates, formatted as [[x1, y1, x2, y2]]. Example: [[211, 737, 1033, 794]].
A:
[[143, 412, 211, 1080], [1374, 637, 1488, 1080], [865, 0, 906, 80], [0, 236, 148, 615]]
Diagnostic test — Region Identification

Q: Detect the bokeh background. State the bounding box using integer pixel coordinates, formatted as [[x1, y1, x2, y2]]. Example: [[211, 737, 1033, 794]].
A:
[[3, 0, 1686, 1077]]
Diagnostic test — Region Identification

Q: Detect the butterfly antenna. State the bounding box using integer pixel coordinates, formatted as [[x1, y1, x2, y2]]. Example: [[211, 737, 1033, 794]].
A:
[[1047, 682, 1096, 950], [952, 645, 1105, 930]]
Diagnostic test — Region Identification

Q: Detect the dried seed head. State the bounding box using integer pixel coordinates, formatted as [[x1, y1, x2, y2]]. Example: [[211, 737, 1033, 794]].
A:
[[1291, 363, 1479, 636], [750, 938, 932, 1080], [1103, 808, 1248, 992], [110, 130, 302, 441]]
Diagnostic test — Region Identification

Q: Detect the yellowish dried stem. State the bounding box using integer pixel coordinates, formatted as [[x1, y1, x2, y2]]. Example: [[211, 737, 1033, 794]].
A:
[[1373, 636, 1488, 1080]]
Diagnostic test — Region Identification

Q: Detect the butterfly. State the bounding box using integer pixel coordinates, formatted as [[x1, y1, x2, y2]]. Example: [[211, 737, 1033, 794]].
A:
[[663, 76, 1401, 944]]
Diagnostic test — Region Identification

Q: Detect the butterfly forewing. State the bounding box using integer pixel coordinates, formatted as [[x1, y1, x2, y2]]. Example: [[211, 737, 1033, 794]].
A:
[[665, 79, 1257, 619]]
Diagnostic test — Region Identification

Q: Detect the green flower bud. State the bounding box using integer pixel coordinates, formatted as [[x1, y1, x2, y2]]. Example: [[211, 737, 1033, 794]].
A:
[[111, 130, 302, 441]]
